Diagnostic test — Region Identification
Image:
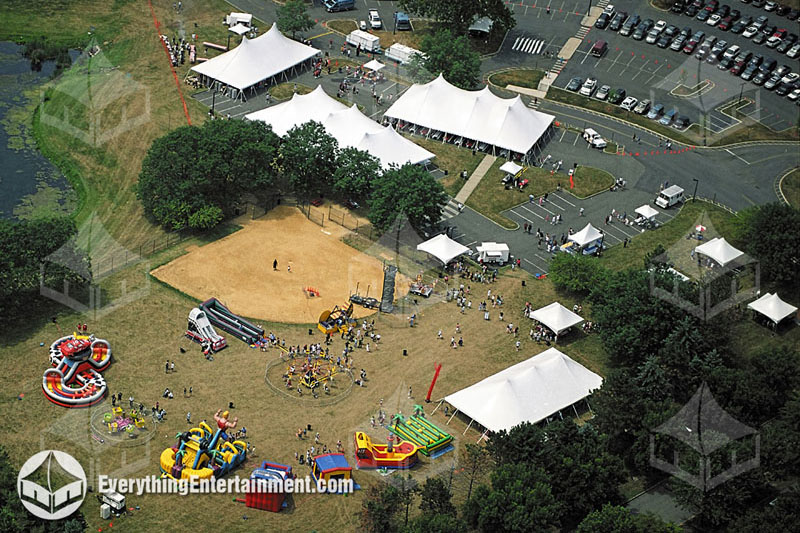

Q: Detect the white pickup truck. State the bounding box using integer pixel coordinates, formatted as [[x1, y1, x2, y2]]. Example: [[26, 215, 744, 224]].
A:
[[582, 128, 607, 149], [368, 9, 382, 29]]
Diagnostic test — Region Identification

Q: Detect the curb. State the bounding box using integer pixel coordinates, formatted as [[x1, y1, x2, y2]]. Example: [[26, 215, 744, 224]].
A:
[[776, 166, 798, 206]]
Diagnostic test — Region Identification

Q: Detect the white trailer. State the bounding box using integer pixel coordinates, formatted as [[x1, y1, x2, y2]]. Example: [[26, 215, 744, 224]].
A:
[[225, 12, 252, 28], [346, 30, 381, 53], [385, 43, 422, 64], [476, 242, 510, 265]]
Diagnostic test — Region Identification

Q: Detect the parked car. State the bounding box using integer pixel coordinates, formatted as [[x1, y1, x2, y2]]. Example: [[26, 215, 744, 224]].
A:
[[595, 12, 612, 29], [673, 116, 691, 129], [743, 25, 759, 37], [731, 17, 751, 33], [752, 32, 768, 44], [718, 15, 735, 30], [787, 9, 800, 20], [620, 96, 639, 110], [633, 19, 655, 40], [608, 88, 627, 104], [609, 11, 628, 30], [646, 28, 662, 44], [759, 56, 777, 72], [776, 33, 797, 52], [654, 20, 668, 32], [718, 55, 736, 69], [566, 77, 584, 91], [647, 103, 665, 119], [752, 0, 766, 7], [764, 72, 782, 88], [764, 1, 778, 11], [752, 70, 769, 84], [595, 84, 611, 100], [766, 35, 783, 47], [741, 63, 759, 79], [707, 13, 723, 25], [620, 14, 641, 36], [788, 87, 800, 100], [723, 44, 741, 59], [711, 39, 729, 55], [634, 99, 651, 114], [580, 77, 598, 96], [786, 42, 800, 58], [697, 9, 712, 22], [776, 4, 790, 16], [657, 34, 674, 48], [660, 108, 678, 125], [671, 33, 689, 50], [368, 9, 382, 29]]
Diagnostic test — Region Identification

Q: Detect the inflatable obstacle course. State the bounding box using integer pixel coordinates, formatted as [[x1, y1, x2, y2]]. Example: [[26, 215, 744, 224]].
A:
[[390, 413, 453, 457], [354, 432, 419, 469], [42, 335, 113, 408], [200, 298, 264, 344]]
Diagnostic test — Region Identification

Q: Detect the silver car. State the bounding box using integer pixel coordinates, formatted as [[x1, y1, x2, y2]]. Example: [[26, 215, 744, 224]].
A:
[[595, 85, 611, 100]]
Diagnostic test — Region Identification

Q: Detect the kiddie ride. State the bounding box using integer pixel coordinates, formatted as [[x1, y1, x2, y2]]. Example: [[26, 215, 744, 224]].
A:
[[103, 406, 146, 436], [292, 360, 338, 390], [185, 307, 227, 354], [317, 304, 356, 335], [42, 334, 112, 407], [354, 432, 419, 469], [159, 409, 246, 482]]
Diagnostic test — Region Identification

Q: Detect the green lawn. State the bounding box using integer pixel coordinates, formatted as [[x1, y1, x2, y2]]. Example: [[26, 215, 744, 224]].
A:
[[269, 82, 313, 101], [572, 166, 615, 198], [327, 19, 358, 35], [407, 137, 484, 197], [488, 69, 546, 90], [780, 169, 800, 207], [600, 200, 739, 271]]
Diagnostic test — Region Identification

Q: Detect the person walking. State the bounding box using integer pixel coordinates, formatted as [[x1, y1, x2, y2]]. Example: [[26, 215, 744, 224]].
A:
[[273, 259, 278, 270], [579, 207, 584, 217]]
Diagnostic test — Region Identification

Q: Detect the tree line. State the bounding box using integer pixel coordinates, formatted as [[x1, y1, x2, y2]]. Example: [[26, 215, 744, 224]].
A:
[[136, 119, 447, 234]]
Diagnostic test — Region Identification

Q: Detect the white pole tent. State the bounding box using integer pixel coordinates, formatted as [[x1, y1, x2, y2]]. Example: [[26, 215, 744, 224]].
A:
[[245, 86, 434, 170], [228, 23, 250, 36], [529, 302, 584, 335], [635, 204, 660, 220], [191, 22, 320, 101], [568, 223, 604, 254], [499, 161, 523, 176], [383, 74, 556, 163], [444, 348, 603, 432], [747, 293, 797, 325], [416, 233, 470, 265], [362, 59, 385, 72], [694, 237, 744, 267]]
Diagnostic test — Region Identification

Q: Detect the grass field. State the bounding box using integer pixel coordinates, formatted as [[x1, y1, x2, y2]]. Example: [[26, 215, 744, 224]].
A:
[[269, 82, 313, 100], [780, 168, 800, 207], [488, 69, 546, 90], [407, 137, 484, 197]]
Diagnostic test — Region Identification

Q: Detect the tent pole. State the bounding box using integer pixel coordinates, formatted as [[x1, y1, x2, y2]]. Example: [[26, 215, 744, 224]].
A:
[[477, 430, 488, 443], [446, 408, 459, 425], [572, 403, 580, 419], [585, 398, 593, 413], [463, 418, 474, 435], [430, 399, 444, 415]]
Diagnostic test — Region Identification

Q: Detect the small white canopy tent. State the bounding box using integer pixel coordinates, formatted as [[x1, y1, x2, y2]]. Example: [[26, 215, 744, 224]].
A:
[[747, 293, 797, 324], [444, 348, 603, 432], [499, 161, 523, 176], [229, 23, 250, 36], [635, 204, 660, 220], [417, 234, 470, 265], [363, 59, 385, 71], [695, 237, 743, 267], [529, 302, 584, 335], [569, 223, 604, 247]]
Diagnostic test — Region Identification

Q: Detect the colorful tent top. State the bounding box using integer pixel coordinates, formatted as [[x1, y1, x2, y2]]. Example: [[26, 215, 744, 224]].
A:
[[191, 23, 319, 90], [245, 86, 433, 169], [363, 59, 385, 71], [747, 293, 797, 324], [499, 161, 523, 175], [529, 302, 584, 335], [384, 74, 555, 155], [635, 204, 660, 219], [695, 237, 744, 267], [416, 233, 470, 265], [444, 348, 603, 432], [568, 223, 604, 247]]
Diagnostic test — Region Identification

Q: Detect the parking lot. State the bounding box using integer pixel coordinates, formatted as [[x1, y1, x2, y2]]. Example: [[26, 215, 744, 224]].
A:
[[556, 0, 799, 134]]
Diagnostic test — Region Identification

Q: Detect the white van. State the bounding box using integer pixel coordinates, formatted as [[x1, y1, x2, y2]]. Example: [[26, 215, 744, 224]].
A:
[[655, 185, 685, 208], [476, 242, 510, 265], [582, 128, 607, 149]]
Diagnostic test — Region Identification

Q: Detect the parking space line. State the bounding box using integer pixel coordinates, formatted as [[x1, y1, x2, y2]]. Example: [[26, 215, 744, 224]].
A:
[[523, 258, 549, 273], [612, 223, 638, 238], [645, 63, 663, 84], [580, 51, 590, 64], [725, 149, 751, 165], [572, 132, 579, 145], [546, 199, 567, 211], [518, 205, 547, 219], [551, 192, 576, 207], [600, 229, 622, 243], [559, 128, 567, 142], [509, 207, 541, 222]]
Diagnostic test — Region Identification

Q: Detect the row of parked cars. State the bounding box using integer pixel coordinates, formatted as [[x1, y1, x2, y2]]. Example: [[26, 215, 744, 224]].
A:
[[674, 0, 799, 21], [566, 76, 692, 129]]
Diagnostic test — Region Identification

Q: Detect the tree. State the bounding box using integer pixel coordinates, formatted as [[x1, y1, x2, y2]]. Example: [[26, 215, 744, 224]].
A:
[[671, 470, 767, 530], [418, 477, 456, 517], [733, 203, 800, 285], [577, 504, 682, 533], [762, 396, 800, 481], [279, 121, 338, 199], [333, 147, 381, 201], [730, 488, 800, 532], [406, 53, 435, 84], [368, 164, 446, 232], [548, 253, 606, 293], [277, 0, 314, 39], [399, 0, 515, 35], [461, 443, 491, 501], [361, 484, 401, 533], [418, 30, 481, 89], [405, 513, 466, 533]]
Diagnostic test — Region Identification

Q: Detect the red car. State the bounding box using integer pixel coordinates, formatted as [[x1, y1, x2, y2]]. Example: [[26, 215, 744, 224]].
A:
[[718, 15, 734, 30]]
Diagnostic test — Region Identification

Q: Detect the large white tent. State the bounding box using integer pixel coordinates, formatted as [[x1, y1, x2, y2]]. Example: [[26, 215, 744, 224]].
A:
[[747, 293, 797, 324], [529, 302, 584, 335], [191, 23, 319, 100], [384, 74, 555, 162], [444, 348, 603, 432], [695, 237, 743, 267], [245, 86, 434, 169], [417, 233, 470, 265], [568, 223, 604, 247]]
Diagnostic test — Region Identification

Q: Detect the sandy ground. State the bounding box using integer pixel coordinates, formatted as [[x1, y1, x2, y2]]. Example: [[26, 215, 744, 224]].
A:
[[152, 206, 399, 324]]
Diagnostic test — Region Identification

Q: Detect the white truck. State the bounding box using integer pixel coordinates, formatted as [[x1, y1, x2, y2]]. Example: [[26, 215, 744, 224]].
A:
[[368, 9, 382, 29], [655, 185, 685, 208], [346, 30, 381, 53], [582, 128, 607, 149], [385, 43, 422, 64], [476, 242, 510, 265]]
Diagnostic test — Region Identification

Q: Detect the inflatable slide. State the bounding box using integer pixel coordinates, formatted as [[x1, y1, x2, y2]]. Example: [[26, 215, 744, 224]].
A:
[[200, 298, 264, 344], [186, 307, 227, 352]]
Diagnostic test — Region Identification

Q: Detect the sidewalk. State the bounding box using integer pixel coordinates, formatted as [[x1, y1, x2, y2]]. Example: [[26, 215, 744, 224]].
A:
[[455, 155, 497, 204]]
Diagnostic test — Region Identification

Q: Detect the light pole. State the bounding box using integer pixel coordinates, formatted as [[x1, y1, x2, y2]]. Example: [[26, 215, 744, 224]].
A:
[[738, 81, 745, 104], [587, 0, 592, 15], [393, 12, 397, 35], [692, 178, 699, 201]]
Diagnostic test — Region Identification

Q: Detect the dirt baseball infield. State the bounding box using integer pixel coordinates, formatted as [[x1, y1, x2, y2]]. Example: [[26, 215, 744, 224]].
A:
[[152, 206, 403, 324]]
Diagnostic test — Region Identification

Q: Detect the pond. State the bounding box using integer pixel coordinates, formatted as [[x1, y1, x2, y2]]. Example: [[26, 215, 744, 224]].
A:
[[0, 41, 77, 220]]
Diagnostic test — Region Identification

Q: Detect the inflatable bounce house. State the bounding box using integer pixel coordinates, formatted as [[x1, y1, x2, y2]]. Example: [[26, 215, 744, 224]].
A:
[[42, 334, 112, 407], [310, 453, 359, 493], [317, 304, 356, 335], [354, 432, 419, 469], [160, 410, 246, 482], [235, 461, 294, 512], [390, 413, 453, 458]]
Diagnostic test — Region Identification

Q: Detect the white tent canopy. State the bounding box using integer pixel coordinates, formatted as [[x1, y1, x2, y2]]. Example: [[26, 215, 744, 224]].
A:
[[245, 86, 434, 169], [384, 74, 555, 158], [568, 223, 604, 247], [695, 237, 743, 267], [229, 23, 250, 35], [747, 293, 797, 324], [444, 348, 603, 432], [363, 59, 385, 71], [191, 23, 319, 91], [417, 233, 470, 265], [499, 161, 523, 175], [635, 204, 660, 220], [529, 302, 584, 335]]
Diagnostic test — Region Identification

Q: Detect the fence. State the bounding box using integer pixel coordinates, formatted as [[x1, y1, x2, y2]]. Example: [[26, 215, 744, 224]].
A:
[[92, 232, 185, 280]]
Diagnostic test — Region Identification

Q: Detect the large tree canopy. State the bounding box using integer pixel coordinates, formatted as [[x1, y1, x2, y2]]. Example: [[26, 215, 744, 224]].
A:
[[733, 203, 800, 286], [399, 0, 515, 35], [276, 0, 314, 38], [418, 30, 482, 89], [279, 120, 338, 200], [368, 163, 446, 233], [332, 146, 381, 201], [137, 119, 280, 230]]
